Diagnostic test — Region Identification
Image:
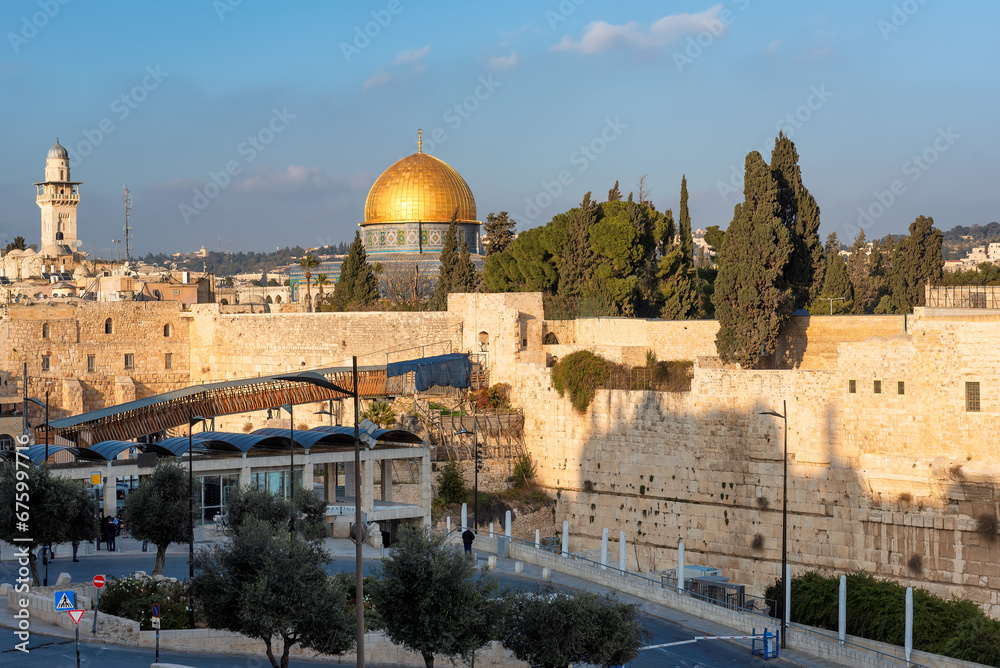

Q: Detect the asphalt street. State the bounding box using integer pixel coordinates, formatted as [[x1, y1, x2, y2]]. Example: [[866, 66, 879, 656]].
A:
[[0, 541, 798, 667]]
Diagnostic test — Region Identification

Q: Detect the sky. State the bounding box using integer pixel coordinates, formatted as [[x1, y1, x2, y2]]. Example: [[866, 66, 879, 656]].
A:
[[0, 0, 997, 260]]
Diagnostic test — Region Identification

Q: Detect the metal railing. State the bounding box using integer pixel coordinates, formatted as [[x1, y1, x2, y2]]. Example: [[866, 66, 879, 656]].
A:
[[925, 284, 1000, 309], [443, 527, 939, 668]]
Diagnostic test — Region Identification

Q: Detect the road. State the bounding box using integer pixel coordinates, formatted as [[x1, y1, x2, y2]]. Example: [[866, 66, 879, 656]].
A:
[[1, 547, 790, 667]]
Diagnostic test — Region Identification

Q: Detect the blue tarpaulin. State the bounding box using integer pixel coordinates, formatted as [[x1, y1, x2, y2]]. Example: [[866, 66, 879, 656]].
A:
[[386, 353, 471, 392]]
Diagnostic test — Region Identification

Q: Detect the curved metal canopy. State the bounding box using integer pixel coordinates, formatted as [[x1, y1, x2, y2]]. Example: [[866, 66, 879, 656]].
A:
[[311, 425, 424, 445], [23, 444, 73, 464]]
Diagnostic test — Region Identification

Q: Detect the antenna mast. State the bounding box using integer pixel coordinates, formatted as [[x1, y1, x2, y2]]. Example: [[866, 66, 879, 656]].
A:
[[122, 185, 133, 262]]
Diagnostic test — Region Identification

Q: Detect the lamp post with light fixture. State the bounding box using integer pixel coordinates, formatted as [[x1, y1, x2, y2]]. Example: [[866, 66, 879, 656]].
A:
[[187, 405, 208, 629], [758, 400, 788, 648]]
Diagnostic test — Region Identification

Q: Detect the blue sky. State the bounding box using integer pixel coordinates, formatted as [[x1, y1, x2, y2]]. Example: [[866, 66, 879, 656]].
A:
[[0, 0, 996, 258]]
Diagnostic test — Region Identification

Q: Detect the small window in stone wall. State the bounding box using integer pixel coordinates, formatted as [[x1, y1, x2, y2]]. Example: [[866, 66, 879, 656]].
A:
[[966, 381, 981, 412], [42, 323, 50, 338], [104, 318, 113, 334], [165, 353, 172, 370], [164, 323, 171, 337], [41, 355, 50, 371], [124, 353, 134, 370], [898, 381, 905, 395], [848, 379, 856, 394], [87, 355, 95, 372], [874, 380, 882, 394]]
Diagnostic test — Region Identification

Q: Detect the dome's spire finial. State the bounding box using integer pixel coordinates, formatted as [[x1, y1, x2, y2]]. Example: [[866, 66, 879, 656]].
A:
[[417, 128, 422, 153]]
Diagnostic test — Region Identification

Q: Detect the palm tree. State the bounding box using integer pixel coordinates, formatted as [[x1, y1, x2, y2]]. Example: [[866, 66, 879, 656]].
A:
[[315, 273, 329, 310], [360, 401, 396, 428], [299, 255, 319, 312]]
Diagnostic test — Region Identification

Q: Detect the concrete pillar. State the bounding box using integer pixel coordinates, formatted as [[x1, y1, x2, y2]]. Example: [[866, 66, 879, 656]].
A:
[[489, 522, 494, 538], [619, 531, 626, 574], [505, 510, 511, 538], [360, 456, 374, 514], [839, 575, 846, 645], [535, 529, 540, 549], [239, 456, 252, 489], [785, 563, 792, 631], [344, 460, 356, 498], [561, 520, 569, 557], [300, 454, 313, 493], [461, 503, 468, 531], [323, 462, 335, 502], [103, 469, 117, 517], [600, 528, 609, 570], [447, 517, 451, 535], [380, 460, 392, 502], [420, 453, 431, 527], [905, 587, 913, 663], [677, 541, 685, 592]]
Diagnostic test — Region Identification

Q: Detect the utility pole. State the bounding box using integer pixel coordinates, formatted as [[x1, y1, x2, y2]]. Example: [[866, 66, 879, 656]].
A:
[[122, 186, 133, 263]]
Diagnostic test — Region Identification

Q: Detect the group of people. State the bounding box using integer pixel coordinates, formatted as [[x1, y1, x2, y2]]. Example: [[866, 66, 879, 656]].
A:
[[96, 512, 124, 551]]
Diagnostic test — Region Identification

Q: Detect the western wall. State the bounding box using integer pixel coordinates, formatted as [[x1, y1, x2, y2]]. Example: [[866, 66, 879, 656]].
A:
[[1, 294, 997, 616]]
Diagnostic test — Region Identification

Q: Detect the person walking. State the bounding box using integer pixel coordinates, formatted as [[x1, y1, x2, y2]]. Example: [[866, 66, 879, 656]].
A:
[[462, 527, 475, 554], [106, 516, 117, 552], [71, 539, 80, 562]]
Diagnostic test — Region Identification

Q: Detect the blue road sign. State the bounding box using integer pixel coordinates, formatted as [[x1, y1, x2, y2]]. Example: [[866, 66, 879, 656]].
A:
[[152, 603, 160, 617], [54, 590, 75, 611]]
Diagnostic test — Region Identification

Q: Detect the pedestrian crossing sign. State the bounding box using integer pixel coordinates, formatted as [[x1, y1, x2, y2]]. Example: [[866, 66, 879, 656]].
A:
[[54, 590, 75, 611]]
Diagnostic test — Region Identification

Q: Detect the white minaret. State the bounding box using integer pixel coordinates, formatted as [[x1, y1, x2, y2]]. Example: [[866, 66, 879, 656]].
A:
[[35, 139, 81, 254]]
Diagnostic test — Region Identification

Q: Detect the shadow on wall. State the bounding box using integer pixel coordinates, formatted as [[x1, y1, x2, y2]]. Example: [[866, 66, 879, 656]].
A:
[[531, 383, 998, 613]]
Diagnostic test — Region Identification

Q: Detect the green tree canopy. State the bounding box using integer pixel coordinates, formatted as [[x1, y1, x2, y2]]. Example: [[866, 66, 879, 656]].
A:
[[430, 213, 461, 311], [483, 211, 517, 256], [558, 192, 600, 299], [712, 151, 794, 368], [124, 459, 201, 575], [4, 235, 27, 252], [0, 463, 99, 584], [224, 484, 327, 542], [298, 254, 320, 312], [888, 215, 944, 312], [810, 251, 853, 314], [657, 175, 698, 319], [368, 526, 501, 668], [498, 588, 649, 668], [333, 231, 379, 311], [194, 518, 354, 668]]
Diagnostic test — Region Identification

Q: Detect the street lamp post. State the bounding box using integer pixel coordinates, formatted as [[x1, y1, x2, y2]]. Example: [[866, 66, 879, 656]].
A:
[[758, 401, 788, 648], [27, 394, 50, 586], [820, 297, 845, 315], [276, 362, 365, 668], [456, 423, 480, 531], [280, 403, 295, 535], [187, 405, 208, 630]]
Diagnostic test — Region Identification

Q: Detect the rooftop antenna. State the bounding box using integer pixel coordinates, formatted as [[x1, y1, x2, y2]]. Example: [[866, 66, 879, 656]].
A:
[[122, 185, 133, 262], [218, 232, 222, 253]]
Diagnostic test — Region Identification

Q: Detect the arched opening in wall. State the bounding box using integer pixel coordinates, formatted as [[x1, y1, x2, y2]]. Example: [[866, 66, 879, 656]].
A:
[[163, 323, 171, 337], [542, 331, 559, 345], [266, 295, 273, 303], [478, 331, 489, 352], [0, 434, 13, 451], [42, 323, 50, 338], [220, 298, 229, 306], [274, 295, 282, 304], [55, 232, 64, 241], [104, 318, 113, 334]]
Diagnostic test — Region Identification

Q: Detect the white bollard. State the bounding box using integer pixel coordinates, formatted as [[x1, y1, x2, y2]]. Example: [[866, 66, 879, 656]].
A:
[[514, 561, 523, 574], [600, 528, 609, 570], [446, 516, 451, 535], [561, 520, 569, 557], [905, 587, 913, 663], [489, 522, 494, 538], [839, 575, 847, 645], [505, 510, 512, 538], [619, 531, 626, 575], [542, 567, 551, 579], [785, 563, 792, 631], [488, 555, 496, 569], [678, 541, 685, 593], [461, 503, 467, 531], [535, 529, 540, 549]]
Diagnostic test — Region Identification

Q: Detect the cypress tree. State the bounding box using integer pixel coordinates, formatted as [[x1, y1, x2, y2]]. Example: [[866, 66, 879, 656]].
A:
[[430, 211, 460, 310], [846, 230, 873, 313], [558, 193, 599, 298], [814, 252, 853, 314], [483, 211, 516, 256], [608, 180, 622, 202], [334, 231, 378, 311], [451, 240, 479, 293], [888, 215, 943, 312], [770, 133, 824, 308], [712, 151, 794, 368], [657, 176, 698, 319]]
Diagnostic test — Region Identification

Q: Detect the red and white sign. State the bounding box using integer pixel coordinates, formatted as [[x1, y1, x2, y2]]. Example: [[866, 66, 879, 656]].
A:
[[67, 609, 85, 625], [93, 575, 105, 589]]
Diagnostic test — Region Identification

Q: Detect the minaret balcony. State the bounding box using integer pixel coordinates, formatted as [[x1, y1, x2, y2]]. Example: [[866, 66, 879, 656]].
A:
[[37, 193, 80, 203]]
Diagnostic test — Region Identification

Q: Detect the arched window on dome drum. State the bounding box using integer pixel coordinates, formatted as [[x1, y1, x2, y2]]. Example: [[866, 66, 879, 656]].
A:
[[55, 232, 63, 241], [163, 324, 171, 337], [220, 298, 229, 306], [275, 296, 282, 304], [42, 323, 50, 339], [104, 318, 113, 334]]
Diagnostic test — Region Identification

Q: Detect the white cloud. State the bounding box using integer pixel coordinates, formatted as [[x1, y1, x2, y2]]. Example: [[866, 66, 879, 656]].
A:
[[489, 51, 519, 70], [392, 44, 430, 65], [765, 40, 781, 55], [552, 5, 727, 55], [230, 165, 346, 194], [363, 71, 392, 90]]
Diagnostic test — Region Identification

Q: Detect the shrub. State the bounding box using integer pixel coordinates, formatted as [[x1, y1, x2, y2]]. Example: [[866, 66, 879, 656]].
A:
[[766, 571, 1000, 666], [469, 382, 512, 410], [976, 513, 998, 541], [98, 573, 191, 630], [361, 401, 397, 428], [436, 461, 467, 505], [551, 350, 613, 412], [511, 454, 536, 487]]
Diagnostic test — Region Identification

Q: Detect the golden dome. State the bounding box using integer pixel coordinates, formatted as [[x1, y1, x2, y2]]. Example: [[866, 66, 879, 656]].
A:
[[364, 146, 477, 225]]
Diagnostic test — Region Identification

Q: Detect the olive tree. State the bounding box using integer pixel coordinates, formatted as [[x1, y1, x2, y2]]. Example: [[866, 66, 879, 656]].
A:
[[124, 459, 201, 575]]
